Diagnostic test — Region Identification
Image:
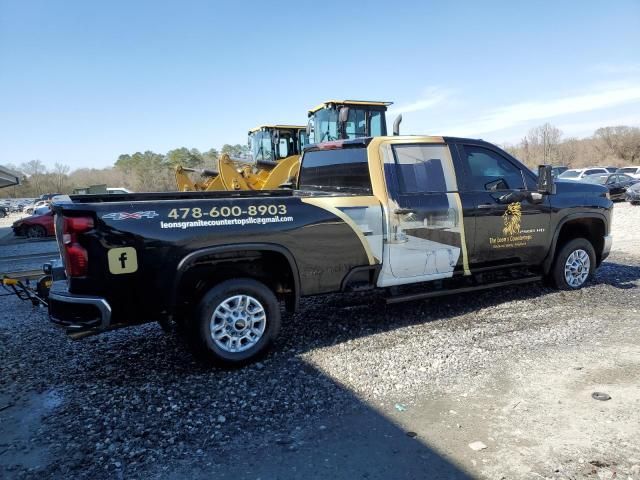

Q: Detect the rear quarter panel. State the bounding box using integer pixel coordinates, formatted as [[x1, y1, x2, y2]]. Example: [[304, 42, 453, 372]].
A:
[[57, 194, 375, 323]]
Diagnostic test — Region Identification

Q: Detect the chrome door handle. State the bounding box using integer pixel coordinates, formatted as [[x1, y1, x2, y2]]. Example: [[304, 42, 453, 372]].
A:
[[477, 203, 495, 209]]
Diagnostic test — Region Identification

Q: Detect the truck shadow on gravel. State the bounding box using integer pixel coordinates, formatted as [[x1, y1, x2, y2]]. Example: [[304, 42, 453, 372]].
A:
[[3, 259, 639, 478]]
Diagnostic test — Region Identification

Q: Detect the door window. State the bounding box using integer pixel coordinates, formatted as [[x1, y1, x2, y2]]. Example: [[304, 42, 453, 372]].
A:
[[459, 145, 524, 191], [392, 145, 449, 193]]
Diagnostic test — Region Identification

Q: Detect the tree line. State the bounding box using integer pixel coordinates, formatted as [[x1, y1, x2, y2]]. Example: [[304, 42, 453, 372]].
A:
[[504, 125, 640, 170], [2, 125, 639, 198], [1, 144, 248, 198]]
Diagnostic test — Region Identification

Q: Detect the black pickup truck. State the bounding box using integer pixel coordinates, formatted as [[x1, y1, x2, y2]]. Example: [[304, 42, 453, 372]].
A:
[[48, 135, 613, 365]]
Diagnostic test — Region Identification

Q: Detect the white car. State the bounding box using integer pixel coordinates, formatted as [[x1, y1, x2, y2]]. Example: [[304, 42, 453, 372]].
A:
[[616, 166, 640, 180], [558, 167, 609, 181], [26, 199, 49, 214]]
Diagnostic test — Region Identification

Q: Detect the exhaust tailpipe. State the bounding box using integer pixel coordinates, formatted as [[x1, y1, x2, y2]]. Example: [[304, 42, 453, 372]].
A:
[[393, 114, 402, 136]]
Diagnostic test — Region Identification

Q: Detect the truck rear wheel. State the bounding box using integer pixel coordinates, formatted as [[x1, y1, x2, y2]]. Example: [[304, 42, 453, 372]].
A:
[[549, 238, 596, 290], [189, 278, 281, 366]]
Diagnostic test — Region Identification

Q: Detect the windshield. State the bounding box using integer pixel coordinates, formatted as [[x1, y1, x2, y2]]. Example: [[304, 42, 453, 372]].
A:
[[311, 108, 338, 143], [559, 170, 580, 178], [618, 167, 637, 174], [250, 131, 274, 163], [585, 175, 608, 184]]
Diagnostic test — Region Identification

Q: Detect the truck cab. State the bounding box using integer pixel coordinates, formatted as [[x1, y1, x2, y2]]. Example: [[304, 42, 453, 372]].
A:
[[298, 135, 604, 288]]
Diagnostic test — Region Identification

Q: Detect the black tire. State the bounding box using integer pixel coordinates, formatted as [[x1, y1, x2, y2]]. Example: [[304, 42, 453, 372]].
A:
[[188, 278, 281, 366], [26, 225, 46, 238], [549, 238, 596, 290]]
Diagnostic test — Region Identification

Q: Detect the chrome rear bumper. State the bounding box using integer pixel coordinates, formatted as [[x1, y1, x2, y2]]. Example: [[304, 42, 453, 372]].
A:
[[48, 281, 112, 333]]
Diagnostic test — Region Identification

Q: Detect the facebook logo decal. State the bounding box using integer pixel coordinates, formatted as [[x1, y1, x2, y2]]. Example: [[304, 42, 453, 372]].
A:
[[107, 247, 138, 274]]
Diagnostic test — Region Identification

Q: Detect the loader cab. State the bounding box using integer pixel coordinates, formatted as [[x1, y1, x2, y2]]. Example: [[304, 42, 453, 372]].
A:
[[248, 125, 308, 163], [307, 100, 392, 144]]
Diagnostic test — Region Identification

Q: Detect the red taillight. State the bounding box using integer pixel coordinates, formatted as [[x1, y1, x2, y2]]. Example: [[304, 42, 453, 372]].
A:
[[65, 216, 94, 233], [64, 244, 89, 277], [62, 216, 94, 277]]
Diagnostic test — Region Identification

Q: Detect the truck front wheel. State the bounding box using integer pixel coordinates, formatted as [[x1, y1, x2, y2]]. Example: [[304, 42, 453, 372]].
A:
[[189, 278, 281, 366], [549, 238, 596, 290]]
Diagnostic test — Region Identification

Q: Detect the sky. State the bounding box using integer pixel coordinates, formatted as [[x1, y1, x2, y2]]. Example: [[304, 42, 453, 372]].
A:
[[1, 0, 639, 170]]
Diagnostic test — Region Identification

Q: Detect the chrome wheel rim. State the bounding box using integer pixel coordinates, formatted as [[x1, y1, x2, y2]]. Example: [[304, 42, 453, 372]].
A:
[[210, 295, 266, 353], [564, 249, 590, 287]]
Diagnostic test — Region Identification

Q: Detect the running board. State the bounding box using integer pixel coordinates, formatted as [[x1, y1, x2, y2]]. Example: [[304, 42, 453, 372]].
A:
[[385, 275, 543, 304]]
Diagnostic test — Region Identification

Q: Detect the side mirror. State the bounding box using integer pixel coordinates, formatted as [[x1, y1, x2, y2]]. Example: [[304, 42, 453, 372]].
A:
[[338, 106, 349, 123], [306, 119, 313, 138], [338, 107, 349, 139], [537, 165, 556, 195]]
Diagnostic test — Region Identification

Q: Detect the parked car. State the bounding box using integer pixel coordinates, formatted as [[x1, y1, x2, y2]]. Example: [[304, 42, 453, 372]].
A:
[[33, 205, 52, 216], [0, 205, 8, 218], [626, 182, 640, 205], [584, 173, 639, 200], [616, 166, 640, 180], [558, 167, 609, 181], [38, 193, 62, 201], [551, 166, 568, 178], [26, 199, 49, 215], [12, 209, 55, 238]]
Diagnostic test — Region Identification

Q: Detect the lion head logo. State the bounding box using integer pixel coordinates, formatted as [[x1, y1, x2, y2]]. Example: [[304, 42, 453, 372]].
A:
[[502, 202, 522, 236]]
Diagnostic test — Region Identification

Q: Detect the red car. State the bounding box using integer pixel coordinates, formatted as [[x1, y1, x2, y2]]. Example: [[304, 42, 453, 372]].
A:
[[12, 209, 55, 238]]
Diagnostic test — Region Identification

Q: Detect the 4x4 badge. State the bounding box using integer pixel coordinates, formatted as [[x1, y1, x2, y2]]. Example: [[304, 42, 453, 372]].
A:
[[102, 211, 159, 221]]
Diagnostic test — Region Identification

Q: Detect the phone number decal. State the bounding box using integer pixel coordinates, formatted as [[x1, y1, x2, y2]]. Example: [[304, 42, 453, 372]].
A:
[[167, 204, 288, 220]]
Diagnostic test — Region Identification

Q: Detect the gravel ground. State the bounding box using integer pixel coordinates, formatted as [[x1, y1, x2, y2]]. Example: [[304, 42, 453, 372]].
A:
[[0, 202, 639, 479]]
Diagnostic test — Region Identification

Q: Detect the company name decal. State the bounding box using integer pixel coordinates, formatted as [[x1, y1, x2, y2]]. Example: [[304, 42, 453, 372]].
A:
[[489, 202, 545, 249], [102, 211, 159, 221]]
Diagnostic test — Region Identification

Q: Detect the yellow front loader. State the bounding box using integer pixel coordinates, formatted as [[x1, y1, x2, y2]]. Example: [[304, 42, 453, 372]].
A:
[[175, 124, 308, 192]]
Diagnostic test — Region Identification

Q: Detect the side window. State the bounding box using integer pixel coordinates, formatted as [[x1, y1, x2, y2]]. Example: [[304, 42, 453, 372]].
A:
[[392, 144, 449, 193], [459, 145, 524, 191], [369, 111, 382, 136]]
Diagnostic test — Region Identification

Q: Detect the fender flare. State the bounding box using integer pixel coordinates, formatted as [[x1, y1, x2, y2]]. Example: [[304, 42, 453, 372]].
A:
[[542, 212, 608, 273], [172, 243, 301, 312]]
